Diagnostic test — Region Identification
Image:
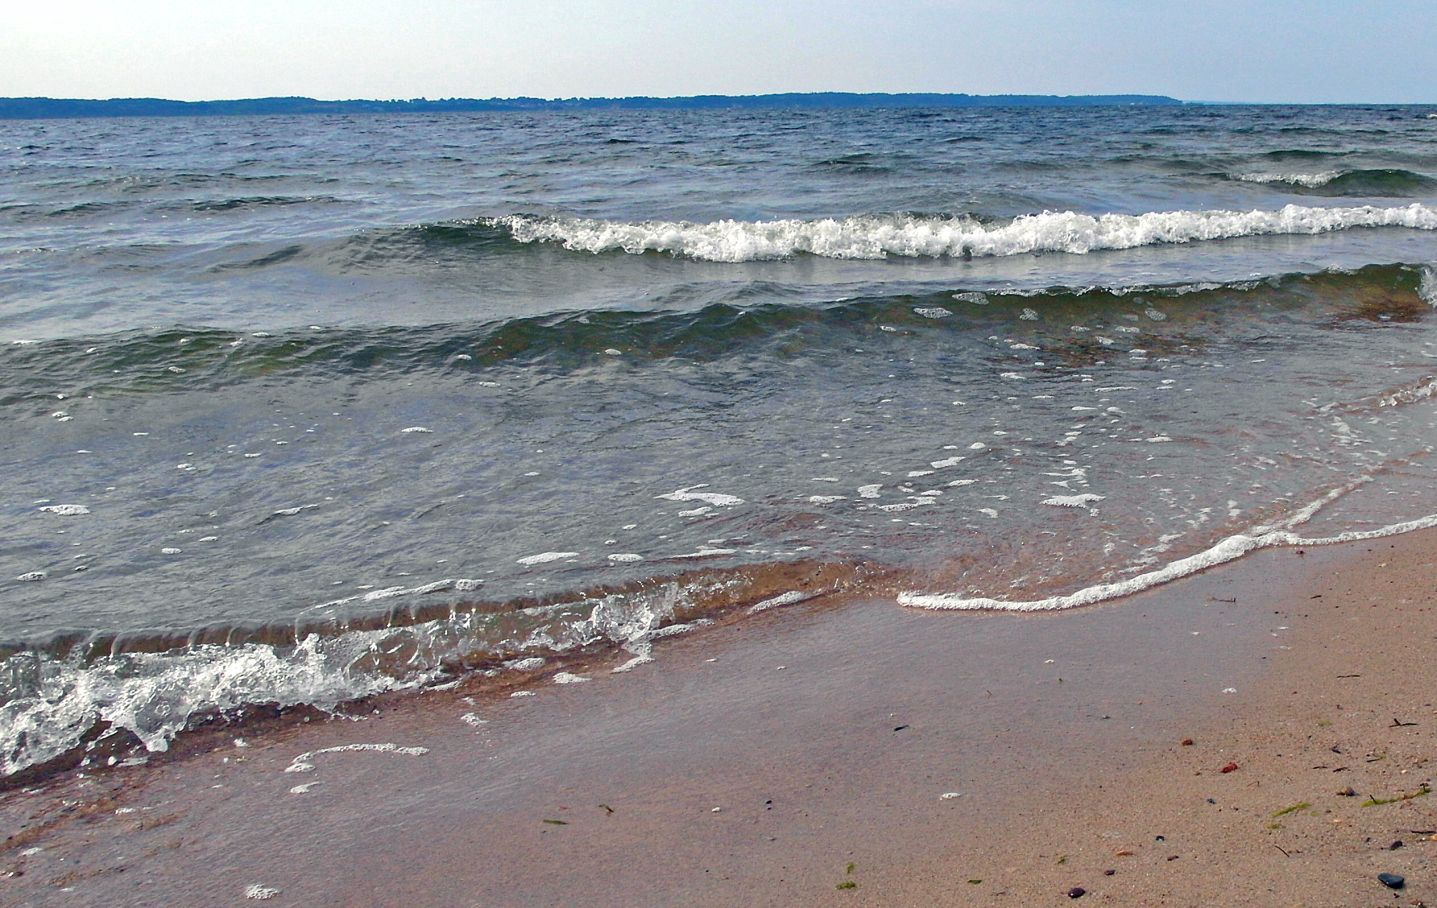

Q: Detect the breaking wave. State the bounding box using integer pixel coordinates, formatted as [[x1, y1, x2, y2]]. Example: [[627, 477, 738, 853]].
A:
[[0, 561, 861, 777], [490, 203, 1437, 262], [1230, 168, 1437, 196]]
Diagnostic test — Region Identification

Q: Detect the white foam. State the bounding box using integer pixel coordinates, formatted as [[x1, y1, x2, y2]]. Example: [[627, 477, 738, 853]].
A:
[[38, 504, 89, 516], [245, 884, 279, 900], [505, 657, 546, 672], [807, 495, 846, 504], [657, 485, 744, 507], [611, 651, 654, 673], [270, 504, 319, 518], [284, 742, 429, 774], [400, 426, 432, 434], [607, 553, 644, 562], [900, 510, 1437, 613], [0, 629, 436, 776], [493, 204, 1437, 262], [748, 590, 813, 614], [650, 618, 714, 639], [552, 671, 589, 684], [857, 483, 883, 499], [1042, 493, 1105, 508], [517, 551, 579, 566], [1420, 266, 1437, 307], [15, 571, 46, 582], [673, 547, 737, 558], [914, 306, 953, 319]]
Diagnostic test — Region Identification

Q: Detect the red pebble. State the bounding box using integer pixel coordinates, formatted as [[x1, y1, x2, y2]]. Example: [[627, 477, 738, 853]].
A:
[[1219, 762, 1239, 773]]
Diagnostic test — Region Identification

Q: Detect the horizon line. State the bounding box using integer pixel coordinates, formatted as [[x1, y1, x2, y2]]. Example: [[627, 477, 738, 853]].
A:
[[3, 92, 1434, 108]]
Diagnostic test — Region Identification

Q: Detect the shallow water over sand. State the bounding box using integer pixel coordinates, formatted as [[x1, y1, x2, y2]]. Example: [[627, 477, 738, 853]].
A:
[[3, 104, 1437, 774]]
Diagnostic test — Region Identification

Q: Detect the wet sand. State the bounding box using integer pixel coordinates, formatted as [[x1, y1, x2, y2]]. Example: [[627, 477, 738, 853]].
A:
[[2, 531, 1434, 906]]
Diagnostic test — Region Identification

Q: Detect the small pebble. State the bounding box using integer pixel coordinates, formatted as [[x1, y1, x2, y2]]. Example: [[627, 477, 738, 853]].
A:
[[1337, 786, 1355, 797], [1103, 869, 1116, 877], [1219, 762, 1239, 773], [1389, 840, 1404, 850], [1377, 872, 1404, 889], [1180, 738, 1194, 746], [1067, 887, 1086, 899]]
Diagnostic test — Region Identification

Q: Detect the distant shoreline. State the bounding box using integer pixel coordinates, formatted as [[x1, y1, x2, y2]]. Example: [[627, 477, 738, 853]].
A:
[[0, 92, 1184, 119]]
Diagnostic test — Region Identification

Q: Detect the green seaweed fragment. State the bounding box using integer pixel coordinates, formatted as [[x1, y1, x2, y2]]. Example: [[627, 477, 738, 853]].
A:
[[542, 818, 568, 825], [836, 880, 858, 890], [1361, 786, 1431, 807], [1272, 801, 1311, 817]]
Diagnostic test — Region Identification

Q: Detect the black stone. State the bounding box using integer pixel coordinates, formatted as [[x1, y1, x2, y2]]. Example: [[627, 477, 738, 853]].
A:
[[1378, 872, 1405, 889], [1067, 887, 1087, 899]]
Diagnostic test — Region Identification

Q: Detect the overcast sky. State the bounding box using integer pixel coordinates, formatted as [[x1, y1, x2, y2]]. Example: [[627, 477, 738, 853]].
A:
[[5, 0, 1435, 104]]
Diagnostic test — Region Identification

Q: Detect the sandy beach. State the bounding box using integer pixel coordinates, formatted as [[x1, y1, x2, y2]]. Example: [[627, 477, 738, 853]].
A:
[[3, 530, 1434, 906]]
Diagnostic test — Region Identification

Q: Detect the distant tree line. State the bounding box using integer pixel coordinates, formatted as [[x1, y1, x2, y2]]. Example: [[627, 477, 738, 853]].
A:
[[0, 93, 1184, 119]]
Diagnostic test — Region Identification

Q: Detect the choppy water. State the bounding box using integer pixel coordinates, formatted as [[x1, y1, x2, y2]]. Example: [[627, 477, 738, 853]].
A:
[[4, 104, 1437, 775]]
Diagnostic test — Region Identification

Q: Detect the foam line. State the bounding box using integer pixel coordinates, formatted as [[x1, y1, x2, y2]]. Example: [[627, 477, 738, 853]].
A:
[[899, 513, 1437, 612]]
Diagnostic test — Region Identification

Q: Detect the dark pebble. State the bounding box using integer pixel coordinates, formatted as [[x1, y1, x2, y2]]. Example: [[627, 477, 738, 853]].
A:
[[1155, 835, 1165, 842], [1378, 872, 1405, 889], [1067, 887, 1086, 899], [1389, 840, 1404, 850], [1103, 869, 1116, 877]]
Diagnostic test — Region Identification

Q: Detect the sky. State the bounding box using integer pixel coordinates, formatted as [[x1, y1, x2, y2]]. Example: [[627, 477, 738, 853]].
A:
[[4, 0, 1435, 104]]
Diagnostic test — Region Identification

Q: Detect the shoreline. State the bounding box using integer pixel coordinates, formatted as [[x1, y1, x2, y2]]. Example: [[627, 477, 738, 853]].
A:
[[3, 530, 1435, 905]]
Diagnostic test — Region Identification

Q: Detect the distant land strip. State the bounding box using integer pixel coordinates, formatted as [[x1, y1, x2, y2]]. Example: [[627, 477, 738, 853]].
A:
[[0, 93, 1184, 119]]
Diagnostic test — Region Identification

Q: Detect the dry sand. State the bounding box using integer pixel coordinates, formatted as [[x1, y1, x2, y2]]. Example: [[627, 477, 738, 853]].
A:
[[2, 530, 1434, 906]]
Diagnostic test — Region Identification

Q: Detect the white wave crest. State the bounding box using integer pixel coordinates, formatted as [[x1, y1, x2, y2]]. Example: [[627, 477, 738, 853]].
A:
[[493, 204, 1437, 262], [1233, 171, 1342, 188], [1420, 266, 1437, 307]]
